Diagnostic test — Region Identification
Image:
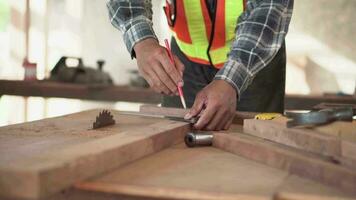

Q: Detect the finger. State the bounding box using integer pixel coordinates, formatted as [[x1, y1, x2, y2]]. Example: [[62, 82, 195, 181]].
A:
[[205, 109, 227, 131], [223, 117, 234, 130], [217, 112, 232, 130], [173, 55, 185, 77], [152, 62, 178, 94], [194, 103, 218, 130], [185, 94, 205, 119], [158, 52, 183, 86], [145, 65, 171, 95]]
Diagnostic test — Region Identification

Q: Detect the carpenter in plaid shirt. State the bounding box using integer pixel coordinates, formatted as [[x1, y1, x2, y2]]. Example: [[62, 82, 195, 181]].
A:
[[107, 0, 293, 131]]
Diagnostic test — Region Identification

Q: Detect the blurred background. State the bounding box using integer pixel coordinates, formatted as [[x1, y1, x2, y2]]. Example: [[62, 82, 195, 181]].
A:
[[0, 0, 355, 126]]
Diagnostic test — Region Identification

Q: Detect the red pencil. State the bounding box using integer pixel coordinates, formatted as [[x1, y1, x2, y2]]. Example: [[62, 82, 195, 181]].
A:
[[164, 39, 187, 109]]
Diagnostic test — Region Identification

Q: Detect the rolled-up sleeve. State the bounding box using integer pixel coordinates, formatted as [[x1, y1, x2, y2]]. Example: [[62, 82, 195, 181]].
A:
[[214, 0, 294, 97], [106, 0, 158, 57]]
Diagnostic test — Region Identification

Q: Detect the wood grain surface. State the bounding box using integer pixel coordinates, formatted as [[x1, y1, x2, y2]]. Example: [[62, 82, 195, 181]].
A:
[[213, 132, 356, 194], [0, 110, 190, 200], [76, 143, 356, 200], [243, 117, 356, 166], [76, 143, 288, 200]]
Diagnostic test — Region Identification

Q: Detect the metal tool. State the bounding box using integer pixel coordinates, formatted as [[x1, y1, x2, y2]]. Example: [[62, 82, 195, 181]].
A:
[[313, 103, 356, 114], [286, 107, 354, 128], [49, 56, 113, 85], [184, 132, 213, 148], [93, 110, 116, 129], [119, 111, 197, 124]]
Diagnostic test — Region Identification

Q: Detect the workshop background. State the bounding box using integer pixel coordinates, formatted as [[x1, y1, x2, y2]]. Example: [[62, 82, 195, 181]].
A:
[[0, 0, 355, 126]]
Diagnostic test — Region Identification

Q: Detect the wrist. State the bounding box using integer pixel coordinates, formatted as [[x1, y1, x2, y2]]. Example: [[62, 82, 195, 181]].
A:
[[212, 80, 237, 97], [134, 38, 159, 57]]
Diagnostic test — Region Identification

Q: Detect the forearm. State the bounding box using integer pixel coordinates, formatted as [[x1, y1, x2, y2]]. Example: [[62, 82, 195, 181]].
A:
[[215, 0, 294, 97], [106, 0, 158, 57]]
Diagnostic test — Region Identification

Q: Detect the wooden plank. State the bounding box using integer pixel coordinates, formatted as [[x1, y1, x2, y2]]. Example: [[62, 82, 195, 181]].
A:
[[243, 117, 356, 165], [1, 80, 356, 107], [275, 175, 356, 200], [139, 104, 258, 124], [213, 132, 356, 194], [243, 118, 340, 157], [76, 143, 289, 200], [0, 110, 190, 200], [0, 80, 161, 103], [285, 94, 356, 110]]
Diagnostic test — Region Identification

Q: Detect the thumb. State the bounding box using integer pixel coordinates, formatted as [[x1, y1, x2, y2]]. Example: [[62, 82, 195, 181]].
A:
[[185, 93, 205, 119]]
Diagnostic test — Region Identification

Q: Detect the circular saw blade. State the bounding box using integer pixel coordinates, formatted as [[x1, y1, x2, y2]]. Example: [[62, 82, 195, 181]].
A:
[[93, 110, 116, 129]]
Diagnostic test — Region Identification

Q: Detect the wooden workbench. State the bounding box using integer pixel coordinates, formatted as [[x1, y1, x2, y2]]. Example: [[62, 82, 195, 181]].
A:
[[0, 106, 355, 200]]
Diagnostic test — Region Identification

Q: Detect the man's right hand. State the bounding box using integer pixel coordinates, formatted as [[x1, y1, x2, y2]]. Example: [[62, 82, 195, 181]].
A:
[[134, 38, 185, 95]]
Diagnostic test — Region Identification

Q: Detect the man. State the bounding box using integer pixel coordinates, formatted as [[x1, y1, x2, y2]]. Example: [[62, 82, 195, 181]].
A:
[[107, 0, 293, 131]]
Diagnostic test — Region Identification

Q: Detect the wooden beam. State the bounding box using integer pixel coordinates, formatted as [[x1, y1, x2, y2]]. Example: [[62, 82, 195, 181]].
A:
[[243, 117, 356, 168], [76, 143, 288, 200], [1, 80, 355, 108], [76, 179, 261, 200], [0, 110, 190, 200], [0, 80, 161, 103], [213, 132, 356, 194], [285, 94, 356, 110]]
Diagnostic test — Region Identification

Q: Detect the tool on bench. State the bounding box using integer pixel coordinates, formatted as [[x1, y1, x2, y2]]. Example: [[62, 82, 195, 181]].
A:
[[119, 111, 197, 124], [93, 110, 116, 129], [164, 39, 187, 109], [313, 103, 356, 113], [49, 56, 113, 85], [184, 132, 213, 148], [286, 107, 354, 128], [254, 113, 282, 120]]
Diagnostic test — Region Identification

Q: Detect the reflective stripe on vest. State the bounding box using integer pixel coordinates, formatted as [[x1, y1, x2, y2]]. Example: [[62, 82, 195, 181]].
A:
[[169, 0, 244, 68]]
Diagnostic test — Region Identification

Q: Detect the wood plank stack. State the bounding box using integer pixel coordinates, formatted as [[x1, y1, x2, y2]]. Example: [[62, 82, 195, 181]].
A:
[[0, 106, 355, 200]]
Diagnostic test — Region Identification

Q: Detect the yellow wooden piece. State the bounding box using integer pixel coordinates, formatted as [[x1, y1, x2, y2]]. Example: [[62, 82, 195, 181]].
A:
[[254, 113, 282, 120]]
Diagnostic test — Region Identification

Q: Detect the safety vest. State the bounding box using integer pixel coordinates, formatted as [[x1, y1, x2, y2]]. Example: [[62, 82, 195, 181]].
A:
[[164, 0, 245, 68]]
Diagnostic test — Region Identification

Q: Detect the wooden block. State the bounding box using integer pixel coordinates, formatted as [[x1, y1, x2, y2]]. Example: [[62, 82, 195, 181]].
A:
[[342, 140, 356, 161], [140, 104, 258, 124], [243, 118, 341, 157], [244, 118, 356, 166], [213, 132, 356, 194], [0, 110, 190, 200], [76, 143, 288, 200], [312, 121, 356, 161]]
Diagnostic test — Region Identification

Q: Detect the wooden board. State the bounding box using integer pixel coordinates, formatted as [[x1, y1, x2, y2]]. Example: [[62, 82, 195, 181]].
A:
[[75, 143, 356, 200], [76, 143, 289, 200], [275, 175, 356, 200], [0, 80, 161, 103], [0, 110, 190, 200], [2, 79, 355, 108], [243, 117, 356, 165], [213, 132, 356, 194], [140, 104, 258, 124], [284, 94, 356, 110]]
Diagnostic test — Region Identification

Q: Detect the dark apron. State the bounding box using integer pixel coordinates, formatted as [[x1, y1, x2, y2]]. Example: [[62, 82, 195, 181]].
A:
[[162, 38, 286, 113]]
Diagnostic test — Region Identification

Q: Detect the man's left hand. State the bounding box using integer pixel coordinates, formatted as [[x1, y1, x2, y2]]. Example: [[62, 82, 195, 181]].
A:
[[184, 80, 237, 131]]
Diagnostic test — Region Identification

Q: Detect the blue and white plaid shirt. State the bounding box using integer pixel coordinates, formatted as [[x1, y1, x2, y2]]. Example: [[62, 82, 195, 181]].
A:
[[107, 0, 294, 96]]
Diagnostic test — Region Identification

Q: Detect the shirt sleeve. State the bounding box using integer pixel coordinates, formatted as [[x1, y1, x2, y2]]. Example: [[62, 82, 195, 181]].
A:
[[214, 0, 294, 97], [106, 0, 158, 57]]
